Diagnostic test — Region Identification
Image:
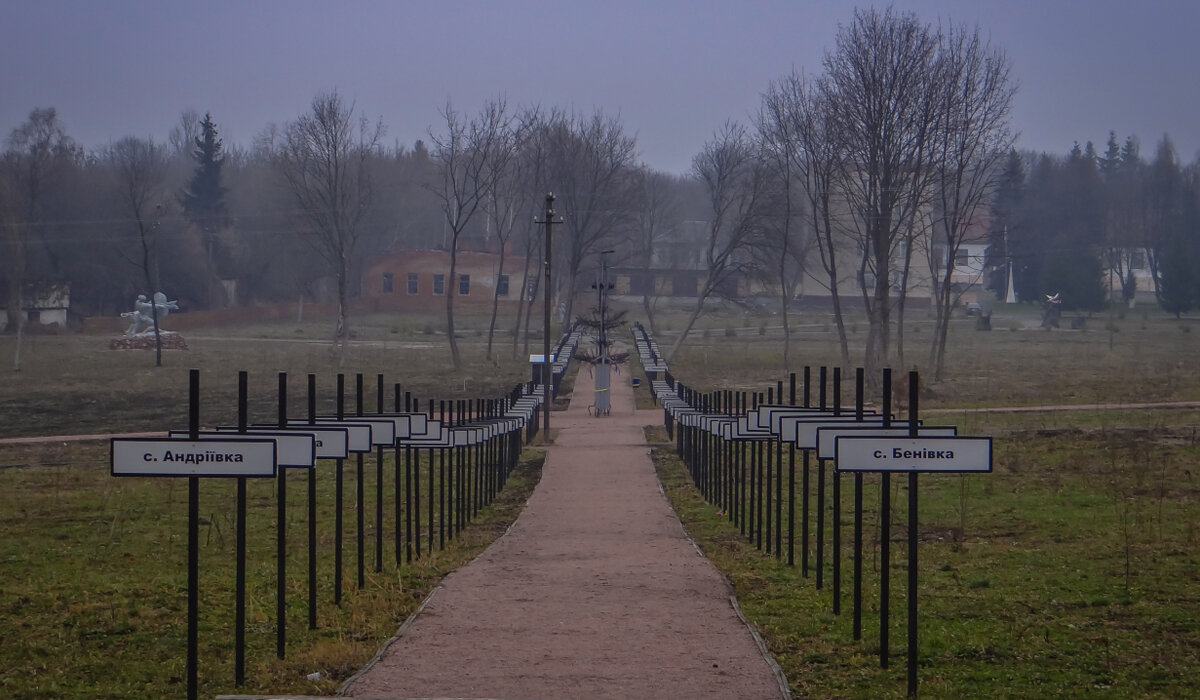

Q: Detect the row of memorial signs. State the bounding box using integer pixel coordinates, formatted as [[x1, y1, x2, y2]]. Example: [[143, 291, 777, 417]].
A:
[[113, 412, 540, 477], [662, 401, 990, 473], [631, 322, 667, 378], [632, 331, 992, 699], [108, 369, 543, 700]]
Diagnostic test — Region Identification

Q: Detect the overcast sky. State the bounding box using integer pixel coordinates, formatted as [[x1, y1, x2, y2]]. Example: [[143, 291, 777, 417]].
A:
[[3, 0, 1198, 174]]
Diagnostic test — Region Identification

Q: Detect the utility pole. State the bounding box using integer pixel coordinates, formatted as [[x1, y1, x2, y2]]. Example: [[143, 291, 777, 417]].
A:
[[535, 193, 563, 436]]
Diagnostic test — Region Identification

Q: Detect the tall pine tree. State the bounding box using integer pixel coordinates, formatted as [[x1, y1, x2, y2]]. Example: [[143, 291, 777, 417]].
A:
[[988, 149, 1025, 299], [180, 113, 228, 305]]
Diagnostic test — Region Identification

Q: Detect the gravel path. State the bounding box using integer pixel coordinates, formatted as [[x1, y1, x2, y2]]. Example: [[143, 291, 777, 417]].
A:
[[342, 368, 788, 700]]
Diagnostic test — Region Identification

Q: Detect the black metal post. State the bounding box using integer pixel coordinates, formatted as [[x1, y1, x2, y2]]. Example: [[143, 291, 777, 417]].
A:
[[833, 366, 842, 614], [307, 374, 317, 630], [881, 367, 892, 668], [854, 367, 864, 641], [276, 372, 287, 659], [335, 375, 344, 605], [355, 374, 364, 589], [907, 370, 920, 697], [235, 371, 247, 685], [187, 369, 200, 700], [400, 384, 410, 569], [817, 367, 827, 589], [375, 374, 384, 573], [802, 367, 811, 577], [788, 371, 796, 566]]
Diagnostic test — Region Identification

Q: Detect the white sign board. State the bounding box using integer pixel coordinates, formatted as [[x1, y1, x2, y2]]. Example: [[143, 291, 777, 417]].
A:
[[112, 438, 277, 477], [780, 415, 875, 446], [835, 436, 993, 473], [239, 424, 347, 459], [816, 425, 957, 461], [171, 430, 314, 468], [316, 417, 395, 447], [299, 420, 372, 453]]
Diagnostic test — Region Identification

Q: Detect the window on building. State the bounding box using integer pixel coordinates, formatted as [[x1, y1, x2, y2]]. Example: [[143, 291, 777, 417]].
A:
[[407, 273, 419, 294], [1131, 250, 1146, 270], [954, 251, 970, 267], [496, 274, 510, 297], [381, 273, 394, 294], [458, 274, 470, 296], [433, 273, 445, 295]]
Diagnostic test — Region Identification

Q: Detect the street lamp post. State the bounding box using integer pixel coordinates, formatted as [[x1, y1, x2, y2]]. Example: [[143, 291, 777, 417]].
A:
[[537, 193, 562, 437]]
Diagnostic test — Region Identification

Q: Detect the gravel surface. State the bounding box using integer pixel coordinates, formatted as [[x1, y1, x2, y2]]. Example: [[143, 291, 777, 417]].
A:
[[342, 368, 788, 700]]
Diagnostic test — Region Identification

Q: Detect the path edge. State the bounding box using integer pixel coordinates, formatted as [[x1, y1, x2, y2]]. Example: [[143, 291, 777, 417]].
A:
[[336, 455, 541, 697], [336, 585, 443, 697], [648, 444, 793, 700]]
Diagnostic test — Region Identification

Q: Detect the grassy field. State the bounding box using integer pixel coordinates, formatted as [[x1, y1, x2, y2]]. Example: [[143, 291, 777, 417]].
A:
[[0, 312, 558, 699], [646, 303, 1200, 698], [0, 313, 541, 439], [0, 439, 547, 699], [2, 302, 1200, 698]]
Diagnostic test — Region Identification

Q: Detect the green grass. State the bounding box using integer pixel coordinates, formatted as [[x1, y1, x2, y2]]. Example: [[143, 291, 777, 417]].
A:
[[0, 435, 545, 699], [653, 435, 1200, 698], [639, 309, 1200, 699], [4, 304, 1200, 698], [0, 332, 533, 439]]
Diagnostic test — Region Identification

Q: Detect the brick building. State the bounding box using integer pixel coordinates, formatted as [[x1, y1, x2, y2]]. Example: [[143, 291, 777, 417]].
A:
[[361, 249, 531, 314]]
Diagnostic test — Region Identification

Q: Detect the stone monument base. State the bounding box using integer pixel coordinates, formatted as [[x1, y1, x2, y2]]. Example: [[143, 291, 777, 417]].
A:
[[110, 333, 189, 350]]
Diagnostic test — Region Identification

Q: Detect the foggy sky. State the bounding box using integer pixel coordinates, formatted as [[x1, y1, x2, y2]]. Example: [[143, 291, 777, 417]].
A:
[[3, 0, 1198, 174]]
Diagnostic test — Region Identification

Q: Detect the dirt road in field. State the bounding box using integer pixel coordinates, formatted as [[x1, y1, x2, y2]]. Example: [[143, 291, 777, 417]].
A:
[[340, 367, 789, 700]]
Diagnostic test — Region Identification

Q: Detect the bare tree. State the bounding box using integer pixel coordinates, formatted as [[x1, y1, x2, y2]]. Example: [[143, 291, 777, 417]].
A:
[[3, 108, 79, 370], [274, 91, 384, 363], [0, 172, 22, 369], [542, 110, 637, 326], [168, 109, 202, 158], [773, 73, 853, 368], [108, 136, 169, 365], [482, 106, 537, 360], [758, 79, 822, 372], [510, 108, 557, 359], [926, 24, 1017, 379], [429, 98, 511, 368], [630, 166, 680, 335], [822, 7, 940, 380], [667, 122, 767, 361]]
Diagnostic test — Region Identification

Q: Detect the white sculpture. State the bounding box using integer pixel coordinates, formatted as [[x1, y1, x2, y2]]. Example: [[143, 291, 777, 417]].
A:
[[122, 292, 179, 336]]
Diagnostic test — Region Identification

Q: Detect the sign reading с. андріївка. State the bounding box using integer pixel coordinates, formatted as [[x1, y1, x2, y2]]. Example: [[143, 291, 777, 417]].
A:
[[111, 438, 277, 477]]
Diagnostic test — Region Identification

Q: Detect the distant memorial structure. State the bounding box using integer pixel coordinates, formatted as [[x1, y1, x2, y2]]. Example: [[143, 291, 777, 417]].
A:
[[110, 292, 188, 350]]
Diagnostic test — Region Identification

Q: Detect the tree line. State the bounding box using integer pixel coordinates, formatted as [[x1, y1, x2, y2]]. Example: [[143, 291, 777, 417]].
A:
[[992, 133, 1200, 319], [4, 7, 1199, 378]]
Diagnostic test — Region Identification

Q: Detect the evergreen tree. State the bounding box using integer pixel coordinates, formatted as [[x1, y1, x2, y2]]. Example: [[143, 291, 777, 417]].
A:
[[180, 113, 229, 298], [1012, 153, 1058, 302], [1038, 247, 1107, 311], [1155, 225, 1197, 316], [987, 149, 1024, 298], [1145, 135, 1184, 308], [1120, 135, 1140, 169], [1100, 131, 1122, 181], [1156, 154, 1200, 316]]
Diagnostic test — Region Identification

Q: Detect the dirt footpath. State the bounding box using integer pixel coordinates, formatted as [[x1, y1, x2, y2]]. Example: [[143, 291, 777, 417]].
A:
[[342, 367, 788, 700]]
